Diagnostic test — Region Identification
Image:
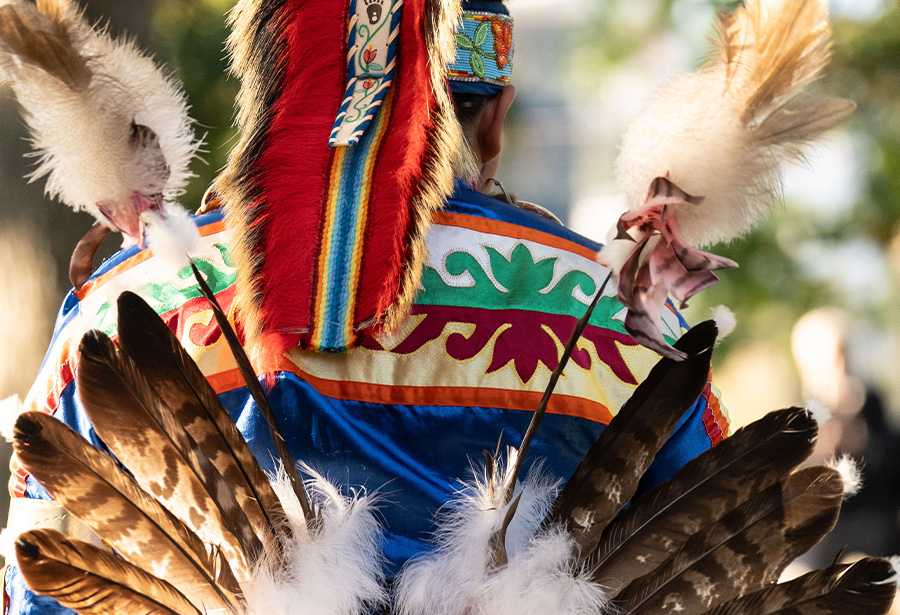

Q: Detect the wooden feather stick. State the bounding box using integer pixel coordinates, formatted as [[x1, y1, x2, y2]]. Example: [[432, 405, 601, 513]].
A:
[[16, 528, 200, 615], [190, 262, 317, 530], [541, 320, 717, 560], [588, 407, 818, 588], [702, 556, 897, 615], [115, 291, 290, 555], [77, 329, 262, 582], [12, 411, 241, 612], [615, 466, 844, 615], [504, 273, 612, 500]]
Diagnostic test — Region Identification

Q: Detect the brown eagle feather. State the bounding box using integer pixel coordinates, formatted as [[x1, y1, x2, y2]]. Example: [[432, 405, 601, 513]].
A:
[[77, 329, 262, 582], [115, 290, 289, 557], [16, 528, 201, 615], [589, 406, 818, 588], [13, 411, 241, 612], [542, 320, 717, 560]]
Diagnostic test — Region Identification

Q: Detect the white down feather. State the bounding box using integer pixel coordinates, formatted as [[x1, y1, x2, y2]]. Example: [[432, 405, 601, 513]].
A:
[[395, 450, 609, 615]]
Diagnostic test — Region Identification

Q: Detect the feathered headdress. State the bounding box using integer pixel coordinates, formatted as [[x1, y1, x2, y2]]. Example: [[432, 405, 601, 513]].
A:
[[0, 0, 202, 285], [216, 0, 462, 353], [602, 0, 855, 359], [9, 295, 898, 615]]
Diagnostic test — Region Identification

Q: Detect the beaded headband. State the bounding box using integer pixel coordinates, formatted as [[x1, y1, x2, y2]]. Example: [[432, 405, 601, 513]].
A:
[[448, 9, 514, 96]]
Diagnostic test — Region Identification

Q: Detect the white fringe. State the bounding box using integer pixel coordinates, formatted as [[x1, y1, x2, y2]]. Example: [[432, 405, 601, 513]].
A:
[[144, 203, 203, 267], [242, 465, 387, 615], [826, 454, 862, 499], [804, 398, 831, 426], [395, 451, 606, 615], [709, 305, 736, 340], [0, 395, 23, 443]]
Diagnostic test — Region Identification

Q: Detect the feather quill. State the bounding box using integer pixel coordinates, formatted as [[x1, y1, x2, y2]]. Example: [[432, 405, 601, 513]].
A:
[[190, 262, 317, 530], [614, 0, 854, 247], [701, 557, 897, 615], [12, 411, 241, 612], [115, 291, 290, 553], [15, 528, 201, 615], [542, 320, 717, 559], [588, 407, 818, 590], [615, 466, 844, 615], [76, 329, 262, 582]]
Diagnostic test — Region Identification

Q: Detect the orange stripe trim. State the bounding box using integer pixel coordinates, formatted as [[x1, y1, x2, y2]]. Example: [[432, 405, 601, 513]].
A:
[[432, 211, 599, 261], [250, 354, 614, 423], [74, 220, 229, 300], [207, 369, 246, 395]]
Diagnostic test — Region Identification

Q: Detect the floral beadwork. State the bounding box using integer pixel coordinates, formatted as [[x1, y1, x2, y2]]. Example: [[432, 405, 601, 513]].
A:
[[448, 12, 514, 86], [330, 0, 403, 146], [492, 17, 512, 69]]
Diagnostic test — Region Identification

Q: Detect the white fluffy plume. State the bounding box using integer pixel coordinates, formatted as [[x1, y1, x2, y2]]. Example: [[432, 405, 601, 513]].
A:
[[243, 465, 387, 615], [710, 305, 737, 339], [395, 451, 608, 615], [0, 0, 200, 241], [615, 0, 854, 247], [804, 397, 831, 425], [827, 454, 863, 499], [144, 202, 203, 267]]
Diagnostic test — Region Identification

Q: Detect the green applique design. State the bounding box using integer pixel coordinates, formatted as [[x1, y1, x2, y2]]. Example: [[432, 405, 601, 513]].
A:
[[90, 244, 236, 336], [417, 243, 631, 335]]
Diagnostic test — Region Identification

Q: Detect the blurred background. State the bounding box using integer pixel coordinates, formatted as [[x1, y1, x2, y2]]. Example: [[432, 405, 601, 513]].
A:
[[0, 0, 898, 591]]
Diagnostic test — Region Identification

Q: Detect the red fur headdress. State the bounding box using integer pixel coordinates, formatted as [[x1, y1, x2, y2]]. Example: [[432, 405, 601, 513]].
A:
[[218, 0, 462, 353]]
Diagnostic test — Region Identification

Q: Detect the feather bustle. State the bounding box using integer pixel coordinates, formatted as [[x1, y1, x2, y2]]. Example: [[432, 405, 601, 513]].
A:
[[76, 329, 261, 581], [589, 407, 818, 589], [15, 528, 201, 615], [12, 411, 241, 611], [702, 557, 897, 615], [115, 291, 290, 554], [188, 263, 316, 530], [542, 321, 717, 560], [616, 466, 844, 615]]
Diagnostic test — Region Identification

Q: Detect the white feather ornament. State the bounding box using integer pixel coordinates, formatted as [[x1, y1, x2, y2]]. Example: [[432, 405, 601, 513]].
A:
[[601, 0, 852, 359], [0, 0, 201, 245], [827, 454, 863, 499], [0, 394, 23, 443], [144, 202, 204, 268], [614, 0, 853, 247], [244, 466, 387, 615], [394, 451, 607, 615]]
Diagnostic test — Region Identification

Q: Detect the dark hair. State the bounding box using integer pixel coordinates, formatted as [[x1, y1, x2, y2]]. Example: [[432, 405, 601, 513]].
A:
[[452, 92, 488, 128]]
